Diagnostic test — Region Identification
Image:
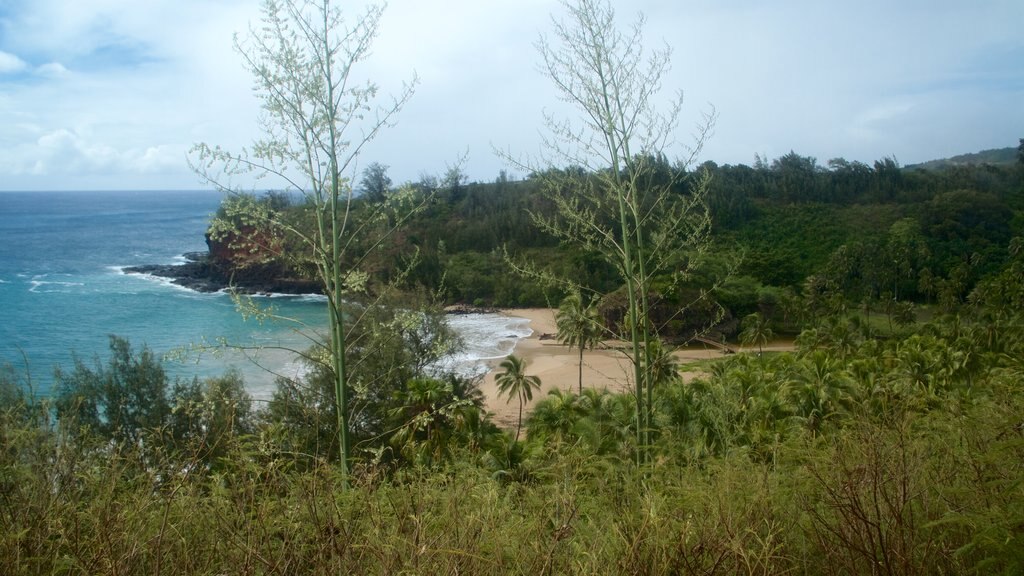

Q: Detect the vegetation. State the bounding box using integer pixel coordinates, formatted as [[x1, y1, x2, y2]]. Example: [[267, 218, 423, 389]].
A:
[[190, 0, 419, 482], [204, 143, 1022, 338], [495, 354, 542, 444], [3, 0, 1023, 571], [502, 0, 718, 460], [4, 293, 1024, 573], [555, 291, 603, 394]]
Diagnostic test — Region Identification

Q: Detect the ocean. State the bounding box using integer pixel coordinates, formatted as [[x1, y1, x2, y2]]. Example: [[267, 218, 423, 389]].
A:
[[0, 190, 530, 400]]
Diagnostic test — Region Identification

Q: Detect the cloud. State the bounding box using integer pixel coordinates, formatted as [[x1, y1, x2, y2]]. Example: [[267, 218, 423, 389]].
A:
[[1, 0, 1022, 190], [4, 128, 180, 179], [0, 50, 27, 73], [850, 101, 917, 144], [35, 62, 69, 78]]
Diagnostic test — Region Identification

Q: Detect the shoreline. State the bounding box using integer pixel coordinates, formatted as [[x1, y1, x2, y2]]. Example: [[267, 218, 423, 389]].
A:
[[122, 252, 322, 296], [479, 308, 794, 430], [477, 309, 633, 429]]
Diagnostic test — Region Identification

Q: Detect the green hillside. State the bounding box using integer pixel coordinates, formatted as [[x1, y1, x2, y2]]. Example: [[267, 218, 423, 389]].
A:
[[907, 145, 1019, 170]]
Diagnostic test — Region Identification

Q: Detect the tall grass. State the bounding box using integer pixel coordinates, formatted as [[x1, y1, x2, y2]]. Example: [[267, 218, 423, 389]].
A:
[[3, 388, 1021, 575]]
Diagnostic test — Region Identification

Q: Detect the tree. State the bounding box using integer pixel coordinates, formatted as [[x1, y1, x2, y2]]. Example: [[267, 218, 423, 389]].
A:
[[555, 292, 603, 394], [440, 163, 468, 202], [191, 0, 417, 483], [359, 162, 392, 202], [771, 151, 821, 202], [55, 336, 170, 446], [740, 312, 774, 355], [507, 0, 716, 461], [495, 354, 542, 443], [261, 302, 460, 468], [389, 376, 494, 465], [884, 218, 928, 302], [169, 370, 253, 465]]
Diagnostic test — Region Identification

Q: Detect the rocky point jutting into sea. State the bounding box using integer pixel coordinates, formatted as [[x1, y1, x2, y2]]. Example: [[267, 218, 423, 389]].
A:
[[124, 233, 321, 295]]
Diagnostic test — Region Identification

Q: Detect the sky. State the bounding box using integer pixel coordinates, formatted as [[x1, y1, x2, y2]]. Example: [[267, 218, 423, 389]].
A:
[[1, 0, 1022, 191]]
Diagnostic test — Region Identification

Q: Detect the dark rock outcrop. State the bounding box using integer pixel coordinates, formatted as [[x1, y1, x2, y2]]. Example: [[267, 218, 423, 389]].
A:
[[124, 243, 321, 296]]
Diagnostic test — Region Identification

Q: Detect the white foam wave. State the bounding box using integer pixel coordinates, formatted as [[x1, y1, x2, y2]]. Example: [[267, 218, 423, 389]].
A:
[[434, 313, 533, 379], [261, 292, 328, 302], [29, 279, 85, 293], [114, 263, 327, 301], [121, 270, 227, 298]]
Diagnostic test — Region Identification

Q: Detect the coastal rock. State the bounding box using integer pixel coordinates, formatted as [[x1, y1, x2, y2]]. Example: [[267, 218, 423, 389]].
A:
[[124, 248, 321, 295], [444, 303, 499, 315]]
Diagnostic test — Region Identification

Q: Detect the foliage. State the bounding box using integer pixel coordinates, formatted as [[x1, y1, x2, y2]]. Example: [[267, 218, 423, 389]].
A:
[[388, 375, 498, 467], [55, 335, 172, 446], [168, 369, 253, 466], [739, 311, 773, 354], [7, 289, 1024, 574], [555, 292, 603, 394], [261, 302, 463, 469], [502, 0, 719, 460], [202, 150, 1023, 336], [190, 0, 419, 481], [359, 161, 392, 203], [6, 332, 1023, 574], [495, 354, 542, 443], [8, 0, 1024, 568]]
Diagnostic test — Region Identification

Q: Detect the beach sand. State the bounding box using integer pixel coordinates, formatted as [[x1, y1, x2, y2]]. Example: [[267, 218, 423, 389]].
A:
[[479, 308, 730, 429]]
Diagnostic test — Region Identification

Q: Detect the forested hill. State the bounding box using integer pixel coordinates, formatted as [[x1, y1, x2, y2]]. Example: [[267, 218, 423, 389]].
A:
[[211, 148, 1023, 338], [908, 146, 1019, 170]]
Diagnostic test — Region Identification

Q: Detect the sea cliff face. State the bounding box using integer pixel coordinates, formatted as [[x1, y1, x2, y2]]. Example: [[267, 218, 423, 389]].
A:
[[124, 232, 321, 295]]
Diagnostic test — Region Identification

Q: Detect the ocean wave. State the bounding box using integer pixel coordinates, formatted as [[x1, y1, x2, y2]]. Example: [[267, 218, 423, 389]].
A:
[[29, 279, 86, 293], [120, 270, 226, 298], [432, 313, 534, 379], [115, 262, 328, 301], [261, 292, 328, 302]]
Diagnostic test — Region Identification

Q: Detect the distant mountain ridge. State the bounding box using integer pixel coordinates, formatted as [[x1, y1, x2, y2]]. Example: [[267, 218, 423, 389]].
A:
[[907, 146, 1018, 170]]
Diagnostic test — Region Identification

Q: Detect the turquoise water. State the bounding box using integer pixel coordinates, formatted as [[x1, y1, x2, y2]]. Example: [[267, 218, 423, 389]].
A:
[[0, 191, 328, 399], [0, 191, 531, 401]]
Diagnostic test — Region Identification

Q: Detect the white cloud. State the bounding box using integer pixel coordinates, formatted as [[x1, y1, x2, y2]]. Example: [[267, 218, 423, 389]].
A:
[[0, 50, 27, 73], [5, 128, 182, 181], [0, 0, 1022, 190], [35, 62, 70, 78]]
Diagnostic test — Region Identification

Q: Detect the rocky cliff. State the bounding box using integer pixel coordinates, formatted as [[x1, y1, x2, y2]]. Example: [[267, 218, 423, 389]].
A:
[[124, 232, 321, 295]]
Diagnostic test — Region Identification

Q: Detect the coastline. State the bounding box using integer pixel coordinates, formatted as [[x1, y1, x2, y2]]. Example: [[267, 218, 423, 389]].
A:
[[477, 309, 629, 429], [479, 308, 791, 430]]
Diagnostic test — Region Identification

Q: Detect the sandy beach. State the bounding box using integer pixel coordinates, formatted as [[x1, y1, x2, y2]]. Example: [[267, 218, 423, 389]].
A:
[[480, 308, 731, 429]]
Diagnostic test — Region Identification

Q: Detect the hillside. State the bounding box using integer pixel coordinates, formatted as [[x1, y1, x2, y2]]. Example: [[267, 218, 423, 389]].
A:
[[907, 145, 1019, 170], [176, 150, 1023, 339]]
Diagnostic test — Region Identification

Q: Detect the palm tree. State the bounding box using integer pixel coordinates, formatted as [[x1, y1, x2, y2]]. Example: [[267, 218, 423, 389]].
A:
[[390, 377, 452, 464], [495, 354, 542, 443], [555, 292, 603, 394], [527, 389, 584, 446], [790, 350, 854, 435], [739, 312, 773, 355], [644, 339, 681, 389]]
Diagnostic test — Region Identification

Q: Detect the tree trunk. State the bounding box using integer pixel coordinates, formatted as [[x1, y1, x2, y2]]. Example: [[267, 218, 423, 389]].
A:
[[578, 347, 584, 396]]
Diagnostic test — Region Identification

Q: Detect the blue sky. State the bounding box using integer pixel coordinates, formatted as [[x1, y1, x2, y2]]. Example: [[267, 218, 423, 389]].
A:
[[1, 0, 1022, 191]]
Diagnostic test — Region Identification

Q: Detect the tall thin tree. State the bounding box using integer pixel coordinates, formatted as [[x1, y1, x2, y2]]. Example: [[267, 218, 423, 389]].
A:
[[504, 0, 717, 461], [191, 0, 417, 483], [495, 354, 542, 443], [555, 291, 603, 395]]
